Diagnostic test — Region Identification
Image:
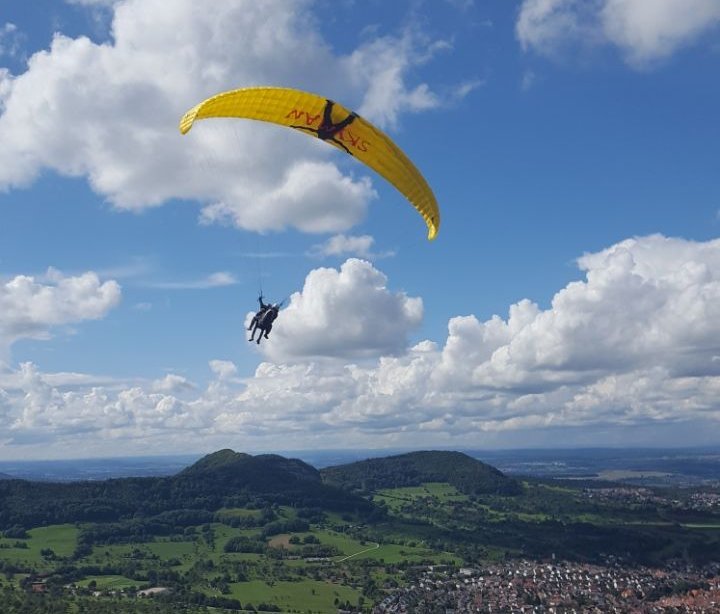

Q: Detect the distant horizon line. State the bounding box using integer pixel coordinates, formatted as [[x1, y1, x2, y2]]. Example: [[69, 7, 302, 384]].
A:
[[1, 442, 719, 464]]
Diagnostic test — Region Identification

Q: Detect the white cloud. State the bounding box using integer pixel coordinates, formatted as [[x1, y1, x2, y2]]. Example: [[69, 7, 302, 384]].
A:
[[517, 0, 600, 56], [444, 235, 720, 391], [209, 359, 238, 381], [0, 269, 121, 359], [249, 235, 720, 434], [147, 272, 238, 290], [0, 0, 448, 235], [151, 374, 195, 394], [0, 23, 24, 60], [521, 70, 537, 91], [3, 235, 720, 456], [347, 32, 446, 129], [517, 0, 720, 67], [308, 234, 394, 259], [66, 0, 118, 5], [602, 0, 720, 65], [199, 162, 376, 234], [310, 234, 374, 258], [254, 258, 423, 361], [446, 0, 475, 11], [6, 362, 206, 446], [451, 79, 485, 100]]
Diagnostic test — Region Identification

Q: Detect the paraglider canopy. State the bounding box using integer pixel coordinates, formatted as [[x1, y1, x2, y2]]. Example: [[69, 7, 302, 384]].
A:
[[180, 86, 440, 240]]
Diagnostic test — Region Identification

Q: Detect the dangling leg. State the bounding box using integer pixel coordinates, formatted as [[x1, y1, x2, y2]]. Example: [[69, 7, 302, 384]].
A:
[[332, 110, 357, 133], [322, 99, 334, 127]]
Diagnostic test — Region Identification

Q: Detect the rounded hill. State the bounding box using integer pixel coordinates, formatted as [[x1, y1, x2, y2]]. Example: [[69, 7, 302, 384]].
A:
[[321, 450, 522, 496]]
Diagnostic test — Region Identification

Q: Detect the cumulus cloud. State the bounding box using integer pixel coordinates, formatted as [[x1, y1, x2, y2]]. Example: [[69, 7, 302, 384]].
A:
[[151, 374, 195, 395], [209, 360, 238, 381], [250, 235, 720, 434], [0, 269, 121, 360], [5, 362, 207, 449], [199, 162, 376, 234], [253, 258, 423, 362], [0, 0, 449, 235], [3, 235, 720, 455], [517, 0, 720, 67], [441, 235, 720, 391]]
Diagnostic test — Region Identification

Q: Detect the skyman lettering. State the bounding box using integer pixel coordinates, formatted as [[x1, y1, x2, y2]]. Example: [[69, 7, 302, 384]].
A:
[[337, 128, 368, 153], [284, 109, 320, 126]]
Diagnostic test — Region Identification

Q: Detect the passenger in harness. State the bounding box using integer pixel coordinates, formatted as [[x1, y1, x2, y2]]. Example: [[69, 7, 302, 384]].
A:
[[248, 295, 280, 344]]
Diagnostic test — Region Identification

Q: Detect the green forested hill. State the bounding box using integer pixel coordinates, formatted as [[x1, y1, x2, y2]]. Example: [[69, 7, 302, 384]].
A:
[[178, 449, 321, 484], [174, 449, 370, 513], [0, 450, 370, 530], [321, 450, 523, 495]]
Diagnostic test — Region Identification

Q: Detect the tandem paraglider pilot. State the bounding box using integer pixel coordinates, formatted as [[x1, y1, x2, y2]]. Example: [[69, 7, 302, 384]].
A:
[[248, 295, 280, 344]]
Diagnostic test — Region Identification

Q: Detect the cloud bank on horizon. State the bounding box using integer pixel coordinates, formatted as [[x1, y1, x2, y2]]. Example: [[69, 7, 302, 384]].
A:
[[2, 235, 720, 455], [1, 0, 719, 457]]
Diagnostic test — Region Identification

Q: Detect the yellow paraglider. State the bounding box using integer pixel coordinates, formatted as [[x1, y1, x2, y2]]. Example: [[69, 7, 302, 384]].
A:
[[179, 87, 440, 240]]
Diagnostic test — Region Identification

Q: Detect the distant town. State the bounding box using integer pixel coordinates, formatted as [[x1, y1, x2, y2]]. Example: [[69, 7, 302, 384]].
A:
[[582, 487, 720, 512], [374, 559, 720, 613]]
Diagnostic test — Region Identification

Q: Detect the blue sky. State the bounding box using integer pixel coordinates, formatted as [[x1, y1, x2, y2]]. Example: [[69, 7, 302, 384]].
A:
[[1, 0, 719, 459]]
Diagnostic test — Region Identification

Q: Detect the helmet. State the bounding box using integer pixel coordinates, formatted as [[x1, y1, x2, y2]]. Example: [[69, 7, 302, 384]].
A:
[[272, 303, 280, 309]]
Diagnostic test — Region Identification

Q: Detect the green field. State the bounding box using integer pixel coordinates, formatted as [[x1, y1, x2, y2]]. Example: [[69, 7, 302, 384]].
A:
[[83, 539, 199, 571], [145, 539, 198, 560], [0, 524, 78, 568], [76, 575, 139, 590], [215, 507, 263, 520], [374, 482, 468, 510], [381, 482, 468, 499], [300, 529, 372, 556], [354, 543, 459, 564], [223, 579, 361, 613], [290, 524, 460, 564]]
